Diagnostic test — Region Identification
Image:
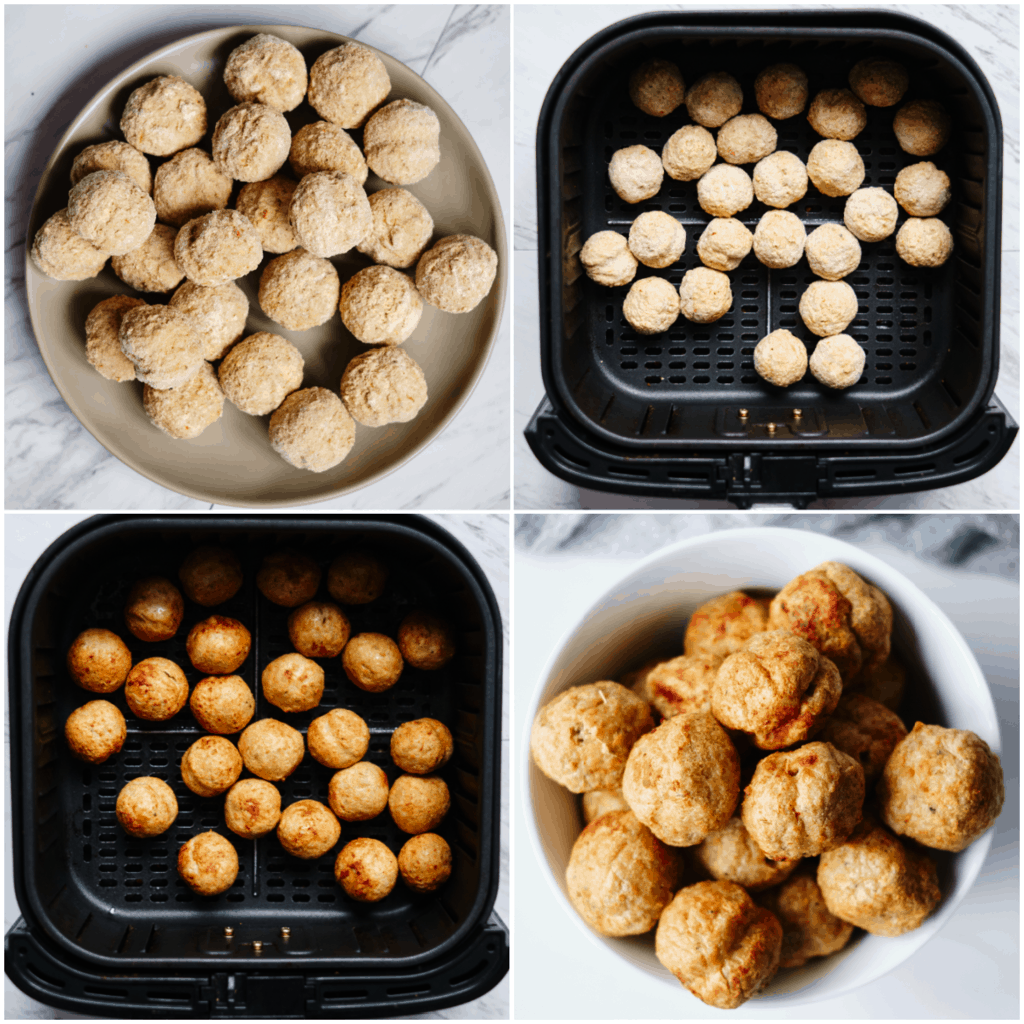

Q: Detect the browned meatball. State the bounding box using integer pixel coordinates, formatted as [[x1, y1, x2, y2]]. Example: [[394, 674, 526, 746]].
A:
[[66, 628, 133, 693], [390, 718, 453, 774], [238, 718, 305, 780], [342, 633, 404, 692], [684, 591, 769, 660], [256, 550, 322, 607], [181, 735, 243, 797], [287, 601, 351, 658], [116, 776, 178, 837], [262, 652, 325, 712], [328, 762, 390, 821], [178, 831, 239, 895], [334, 837, 398, 901], [398, 833, 452, 892], [224, 778, 282, 838], [327, 550, 388, 604], [178, 545, 243, 606], [817, 692, 908, 786], [277, 799, 341, 859], [388, 774, 450, 834], [397, 610, 456, 670], [124, 576, 184, 641], [190, 674, 255, 734], [185, 615, 251, 674], [758, 867, 854, 967], [65, 700, 127, 763], [124, 657, 190, 720], [307, 708, 370, 769]]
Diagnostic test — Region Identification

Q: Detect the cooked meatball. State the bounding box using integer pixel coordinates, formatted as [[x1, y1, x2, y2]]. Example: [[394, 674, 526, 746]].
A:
[[124, 657, 189, 721], [178, 545, 243, 606], [65, 700, 127, 764], [388, 774, 451, 834], [327, 550, 388, 604], [288, 601, 351, 658], [893, 99, 951, 156], [342, 633, 403, 693], [189, 675, 255, 734], [124, 576, 184, 642], [391, 718, 453, 774], [334, 837, 398, 901], [398, 833, 452, 892], [307, 709, 370, 770], [256, 550, 322, 607], [277, 799, 341, 859], [328, 761, 390, 821], [693, 816, 798, 893], [180, 735, 243, 797], [66, 628, 132, 693], [397, 610, 455, 670], [262, 652, 325, 713], [177, 831, 239, 896], [185, 615, 251, 674], [224, 778, 282, 839], [116, 776, 178, 837], [237, 718, 305, 781]]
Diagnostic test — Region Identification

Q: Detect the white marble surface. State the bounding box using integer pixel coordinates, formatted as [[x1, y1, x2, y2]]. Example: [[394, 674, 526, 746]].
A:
[[513, 512, 1019, 1019], [5, 5, 510, 511], [4, 512, 510, 1019], [514, 4, 1020, 509]]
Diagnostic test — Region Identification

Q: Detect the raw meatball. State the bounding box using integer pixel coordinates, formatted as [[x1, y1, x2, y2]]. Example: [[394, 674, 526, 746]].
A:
[[290, 121, 367, 183], [178, 832, 239, 896], [190, 674, 255, 734], [307, 708, 369, 769], [218, 332, 304, 416], [684, 591, 770, 660], [579, 231, 637, 287], [848, 58, 909, 107], [262, 652, 325, 712], [67, 628, 132, 692], [817, 817, 940, 935], [857, 656, 906, 712], [753, 329, 808, 387], [238, 718, 305, 780], [153, 148, 232, 226], [186, 615, 251, 674], [685, 71, 743, 128], [389, 774, 450, 834], [236, 176, 300, 254], [398, 833, 452, 892], [120, 75, 206, 156], [758, 868, 854, 968], [328, 550, 387, 604], [119, 305, 202, 390], [416, 233, 498, 313], [661, 124, 717, 181], [335, 837, 398, 901], [125, 657, 189, 721], [342, 632, 403, 692], [894, 161, 951, 217], [895, 218, 953, 267], [755, 63, 809, 120], [31, 208, 108, 281], [84, 295, 144, 381], [224, 33, 307, 112], [259, 248, 340, 331], [397, 610, 455, 670], [340, 347, 428, 427], [174, 209, 263, 286], [224, 778, 282, 838], [805, 223, 862, 280], [608, 145, 663, 204], [696, 164, 753, 217], [169, 280, 249, 362], [582, 788, 629, 824], [629, 58, 685, 117], [340, 265, 422, 344], [308, 42, 390, 129], [818, 693, 907, 785], [357, 187, 434, 268], [257, 550, 321, 607], [329, 762, 390, 821], [364, 99, 441, 185], [742, 742, 865, 859], [531, 681, 653, 794], [807, 139, 865, 197], [696, 218, 753, 272], [269, 388, 357, 473], [181, 735, 243, 797], [623, 277, 679, 335], [65, 700, 127, 764], [807, 88, 867, 140], [391, 718, 453, 774], [717, 114, 777, 165], [124, 576, 184, 641], [809, 333, 866, 389], [844, 187, 899, 242], [68, 169, 156, 255], [893, 99, 951, 156], [753, 210, 806, 269], [679, 266, 732, 323], [694, 816, 798, 892], [178, 545, 243, 606], [289, 170, 372, 258], [753, 150, 808, 208], [878, 722, 1004, 852], [567, 809, 682, 936], [277, 800, 341, 859], [288, 601, 351, 659], [631, 654, 720, 719], [212, 103, 291, 182], [116, 777, 178, 837], [71, 140, 152, 194], [143, 362, 225, 439], [799, 280, 859, 337], [622, 710, 739, 847], [656, 881, 782, 1009], [112, 224, 184, 293], [628, 211, 685, 269]]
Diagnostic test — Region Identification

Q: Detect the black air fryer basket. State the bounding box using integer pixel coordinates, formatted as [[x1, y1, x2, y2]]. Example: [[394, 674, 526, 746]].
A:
[[6, 515, 506, 1018], [526, 11, 1016, 507]]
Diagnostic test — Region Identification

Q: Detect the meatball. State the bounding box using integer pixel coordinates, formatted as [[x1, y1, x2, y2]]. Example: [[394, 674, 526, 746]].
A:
[[357, 187, 434, 269], [329, 761, 390, 821], [694, 816, 798, 893], [307, 42, 389, 129], [288, 601, 351, 658], [335, 838, 398, 902], [289, 121, 366, 182], [327, 550, 388, 605], [124, 657, 189, 721], [696, 164, 753, 218], [339, 265, 421, 345], [894, 161, 951, 217], [622, 277, 679, 335], [238, 718, 305, 781], [190, 675, 255, 735], [65, 700, 127, 764], [224, 33, 307, 112], [307, 709, 369, 770], [30, 208, 108, 282], [414, 234, 498, 314], [142, 363, 222, 440], [389, 774, 450, 834], [177, 831, 239, 896], [257, 550, 322, 607], [289, 171, 372, 259], [120, 75, 206, 156], [678, 267, 731, 323], [169, 280, 249, 362], [805, 223, 862, 281], [807, 88, 867, 140], [152, 148, 232, 227], [627, 211, 685, 269], [71, 140, 152, 194], [340, 347, 428, 427], [124, 576, 184, 642], [582, 788, 630, 825], [181, 735, 243, 797], [178, 545, 243, 607], [259, 248, 341, 332], [895, 218, 954, 268], [342, 633, 404, 693], [262, 652, 325, 713], [67, 628, 132, 693], [391, 718, 453, 774], [68, 170, 156, 256], [758, 868, 854, 968], [217, 332, 304, 417], [111, 223, 184, 293], [809, 334, 866, 389], [848, 58, 909, 107], [818, 693, 907, 786], [185, 615, 251, 674], [844, 187, 899, 243], [608, 145, 663, 204], [716, 114, 777, 165], [211, 102, 291, 182], [755, 63, 809, 120], [753, 329, 808, 387], [224, 778, 282, 839], [661, 124, 717, 181], [893, 99, 951, 156], [363, 99, 441, 185], [268, 388, 356, 473], [696, 218, 753, 273], [236, 176, 299, 254], [118, 305, 203, 391], [397, 610, 456, 670], [398, 833, 452, 892], [806, 139, 865, 197], [685, 71, 743, 128], [174, 209, 263, 287], [629, 58, 685, 117], [116, 776, 178, 837], [278, 800, 341, 859], [753, 150, 808, 209], [630, 654, 720, 720], [753, 210, 806, 269], [579, 231, 637, 287], [83, 294, 143, 381], [857, 655, 907, 712], [799, 280, 859, 338]]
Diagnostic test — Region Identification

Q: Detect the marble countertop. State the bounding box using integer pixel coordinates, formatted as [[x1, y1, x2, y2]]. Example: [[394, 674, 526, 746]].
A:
[[4, 512, 509, 1020], [6, 4, 510, 511], [514, 512, 1018, 1019], [514, 4, 1020, 509]]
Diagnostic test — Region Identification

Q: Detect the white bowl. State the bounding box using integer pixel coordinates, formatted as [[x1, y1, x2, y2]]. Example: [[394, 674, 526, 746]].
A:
[[523, 527, 1000, 1008]]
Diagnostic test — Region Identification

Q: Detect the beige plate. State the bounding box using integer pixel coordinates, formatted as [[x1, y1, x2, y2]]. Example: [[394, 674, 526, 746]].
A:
[[26, 24, 507, 507]]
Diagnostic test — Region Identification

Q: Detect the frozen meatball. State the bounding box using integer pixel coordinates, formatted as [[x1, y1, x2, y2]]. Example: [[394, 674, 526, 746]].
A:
[[807, 88, 867, 140], [416, 233, 498, 313], [186, 615, 250, 674], [896, 217, 953, 267], [169, 280, 249, 362], [71, 140, 152, 194], [120, 75, 206, 156], [238, 718, 305, 780], [818, 693, 907, 786], [278, 799, 341, 859], [358, 187, 434, 268], [632, 654, 720, 719], [758, 868, 854, 968], [236, 176, 299, 254], [212, 102, 291, 182], [893, 99, 951, 156], [65, 700, 127, 764], [340, 347, 428, 427], [153, 148, 232, 227], [696, 218, 753, 272], [124, 577, 184, 641], [119, 304, 202, 390], [679, 266, 732, 323], [391, 718, 453, 774], [174, 209, 263, 287], [531, 681, 653, 794], [364, 99, 441, 185], [694, 816, 798, 893], [116, 777, 178, 837], [31, 208, 109, 281], [656, 881, 782, 1009], [84, 295, 144, 381], [257, 550, 321, 607], [178, 832, 239, 895], [817, 817, 940, 935], [753, 150, 808, 209], [225, 778, 282, 838], [68, 169, 156, 255], [878, 722, 1004, 852], [178, 545, 243, 607], [307, 708, 369, 769], [848, 58, 909, 107], [329, 762, 390, 821], [809, 333, 866, 389], [328, 550, 387, 605], [623, 277, 679, 335], [567, 809, 682, 936], [579, 231, 637, 287], [629, 58, 685, 117], [742, 742, 865, 859], [269, 388, 356, 473], [799, 280, 859, 337], [289, 170, 372, 258], [112, 224, 184, 293], [685, 71, 743, 128], [399, 833, 452, 892], [290, 121, 367, 183], [754, 329, 808, 387], [340, 265, 422, 344], [224, 33, 307, 112], [755, 63, 809, 120], [308, 42, 390, 129], [685, 591, 770, 660], [807, 139, 865, 197], [288, 601, 351, 659], [389, 774, 450, 834], [622, 710, 739, 847], [262, 652, 325, 712], [397, 610, 455, 670], [858, 656, 906, 712], [259, 248, 340, 331], [143, 361, 224, 439], [894, 161, 951, 217], [661, 124, 717, 181], [218, 332, 304, 416], [67, 628, 132, 693], [805, 223, 862, 281], [125, 657, 189, 721], [608, 145, 663, 204], [335, 837, 398, 901], [582, 788, 629, 825], [696, 164, 753, 217], [844, 187, 898, 242], [717, 114, 777, 165], [753, 210, 806, 269], [628, 211, 685, 269], [342, 632, 404, 692], [181, 735, 243, 797], [190, 674, 255, 735]]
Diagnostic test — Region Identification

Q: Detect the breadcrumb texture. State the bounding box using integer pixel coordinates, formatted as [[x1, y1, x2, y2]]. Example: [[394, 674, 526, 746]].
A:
[[289, 170, 372, 258], [259, 248, 340, 331], [894, 161, 951, 217], [415, 234, 497, 313], [237, 176, 299, 254], [608, 145, 663, 204], [84, 294, 146, 381], [357, 187, 434, 268], [143, 360, 224, 439], [807, 140, 865, 198], [68, 169, 157, 256], [629, 58, 685, 117], [169, 280, 249, 361], [809, 333, 866, 389], [805, 223, 862, 281], [580, 231, 637, 287], [32, 210, 108, 285], [896, 218, 953, 267], [118, 303, 203, 390], [893, 99, 951, 156], [269, 387, 356, 473], [308, 42, 391, 129], [662, 124, 717, 182], [224, 33, 308, 112], [71, 141, 152, 194], [623, 277, 679, 335], [212, 102, 292, 183], [218, 331, 304, 415], [340, 346, 428, 427], [628, 211, 685, 269], [755, 63, 808, 120], [153, 148, 233, 226], [807, 88, 867, 140], [174, 209, 263, 287], [697, 164, 753, 217], [685, 71, 743, 128], [848, 58, 909, 107], [717, 114, 777, 165], [697, 218, 753, 272], [799, 280, 859, 337], [753, 150, 808, 209], [290, 121, 367, 183], [753, 328, 807, 386], [120, 75, 207, 157], [844, 187, 898, 243], [364, 99, 441, 185], [754, 210, 806, 269], [111, 223, 183, 293], [340, 265, 423, 345], [679, 266, 732, 323]]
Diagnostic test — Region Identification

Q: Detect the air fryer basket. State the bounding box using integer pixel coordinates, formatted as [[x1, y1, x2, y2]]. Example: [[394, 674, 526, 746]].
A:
[[528, 10, 1016, 504], [6, 515, 506, 1017]]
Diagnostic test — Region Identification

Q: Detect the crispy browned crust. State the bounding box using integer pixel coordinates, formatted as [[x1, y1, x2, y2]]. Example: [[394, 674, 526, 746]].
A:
[[685, 591, 770, 660]]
